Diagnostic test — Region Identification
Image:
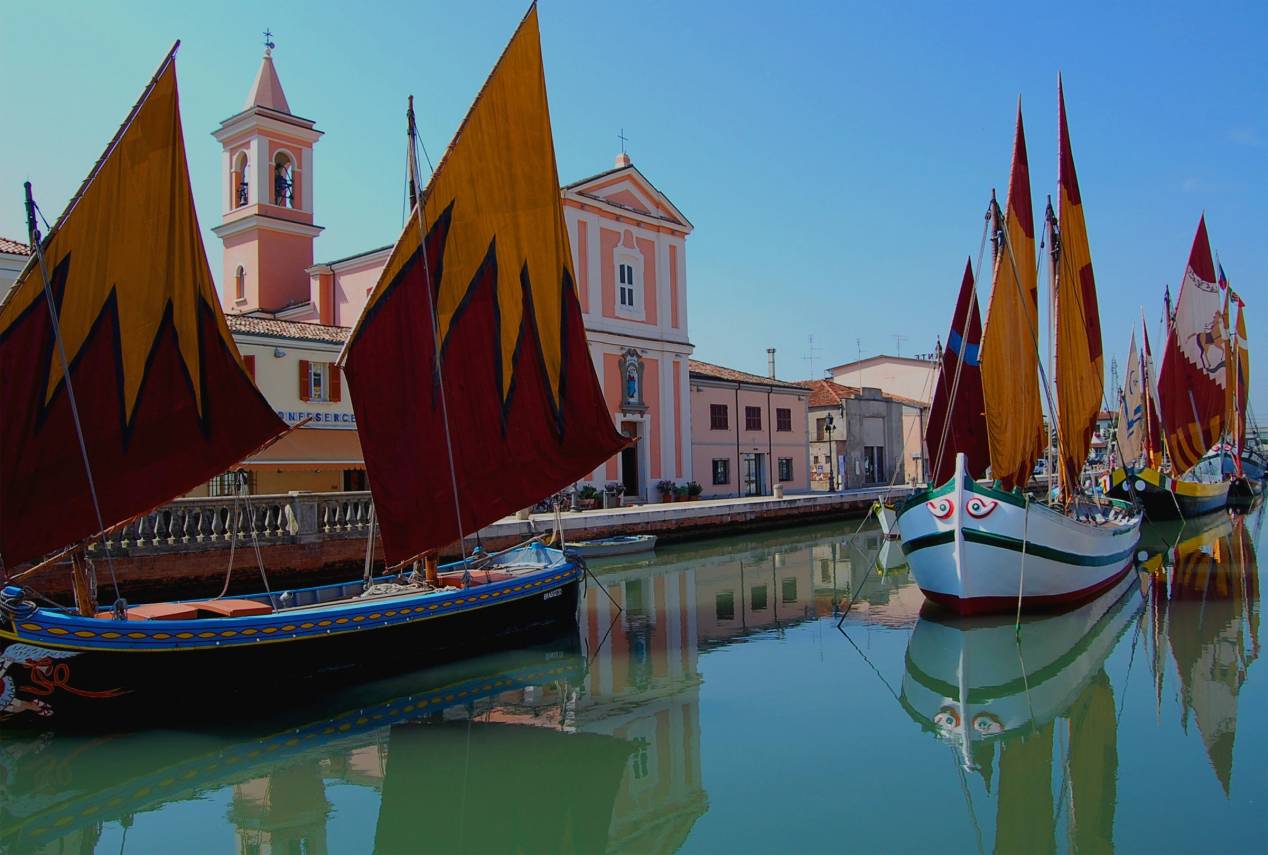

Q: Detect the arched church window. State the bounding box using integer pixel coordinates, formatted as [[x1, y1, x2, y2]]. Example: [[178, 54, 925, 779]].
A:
[[234, 265, 246, 301], [233, 152, 249, 207], [273, 153, 295, 207]]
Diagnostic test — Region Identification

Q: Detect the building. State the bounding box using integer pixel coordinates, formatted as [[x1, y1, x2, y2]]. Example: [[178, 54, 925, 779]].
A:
[[0, 236, 30, 297], [688, 360, 809, 498], [802, 379, 925, 489], [210, 48, 695, 500], [826, 354, 938, 405]]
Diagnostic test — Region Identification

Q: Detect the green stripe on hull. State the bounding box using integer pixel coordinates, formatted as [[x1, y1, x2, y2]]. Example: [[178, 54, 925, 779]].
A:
[[902, 527, 1137, 567]]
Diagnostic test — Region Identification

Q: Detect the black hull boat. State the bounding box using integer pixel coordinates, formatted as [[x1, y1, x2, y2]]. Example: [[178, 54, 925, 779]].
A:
[[1, 550, 580, 726], [1107, 466, 1229, 519]]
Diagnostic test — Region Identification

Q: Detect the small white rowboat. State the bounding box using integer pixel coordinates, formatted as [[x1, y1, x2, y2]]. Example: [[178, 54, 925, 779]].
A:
[[567, 534, 657, 559]]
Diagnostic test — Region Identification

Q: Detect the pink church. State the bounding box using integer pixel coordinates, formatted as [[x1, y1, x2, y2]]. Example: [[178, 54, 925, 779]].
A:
[[213, 48, 699, 502]]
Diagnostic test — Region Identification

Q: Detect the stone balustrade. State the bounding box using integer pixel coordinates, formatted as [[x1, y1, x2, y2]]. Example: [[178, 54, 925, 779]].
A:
[[86, 491, 375, 557]]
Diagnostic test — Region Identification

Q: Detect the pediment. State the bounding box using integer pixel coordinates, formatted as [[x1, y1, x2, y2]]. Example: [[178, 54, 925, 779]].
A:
[[564, 165, 691, 231]]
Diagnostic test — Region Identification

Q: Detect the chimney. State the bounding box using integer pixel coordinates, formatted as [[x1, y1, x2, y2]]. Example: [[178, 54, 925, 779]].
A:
[[767, 347, 776, 379]]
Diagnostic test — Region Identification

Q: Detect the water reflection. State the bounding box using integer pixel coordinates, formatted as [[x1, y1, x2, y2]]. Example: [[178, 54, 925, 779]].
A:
[[0, 513, 1262, 853]]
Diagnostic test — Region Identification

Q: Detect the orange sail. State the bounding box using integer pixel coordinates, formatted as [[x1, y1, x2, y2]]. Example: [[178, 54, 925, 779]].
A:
[[341, 8, 626, 565], [1052, 81, 1104, 498], [1158, 217, 1226, 474], [1231, 293, 1249, 471], [980, 105, 1044, 490], [0, 50, 287, 568]]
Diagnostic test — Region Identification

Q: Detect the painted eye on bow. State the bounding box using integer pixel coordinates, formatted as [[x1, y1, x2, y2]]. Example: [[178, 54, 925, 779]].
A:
[[972, 712, 1004, 734], [933, 705, 961, 730]]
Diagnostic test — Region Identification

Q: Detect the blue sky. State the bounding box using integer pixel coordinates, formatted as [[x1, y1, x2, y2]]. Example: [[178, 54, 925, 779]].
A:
[[2, 0, 1264, 416]]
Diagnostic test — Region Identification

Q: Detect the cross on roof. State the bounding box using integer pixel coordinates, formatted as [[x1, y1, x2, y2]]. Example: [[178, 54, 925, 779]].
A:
[[618, 128, 629, 154], [263, 29, 276, 52]]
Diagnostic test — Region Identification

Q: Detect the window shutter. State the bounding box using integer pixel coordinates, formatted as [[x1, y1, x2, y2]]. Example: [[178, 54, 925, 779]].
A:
[[299, 359, 311, 401], [243, 354, 256, 382], [330, 363, 342, 402]]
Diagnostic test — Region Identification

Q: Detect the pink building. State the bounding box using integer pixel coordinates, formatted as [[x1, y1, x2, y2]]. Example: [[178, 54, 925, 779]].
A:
[[688, 360, 810, 498], [213, 50, 697, 501]]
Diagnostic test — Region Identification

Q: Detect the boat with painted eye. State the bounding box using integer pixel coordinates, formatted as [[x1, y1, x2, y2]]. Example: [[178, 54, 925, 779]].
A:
[[0, 7, 628, 725], [898, 83, 1141, 614]]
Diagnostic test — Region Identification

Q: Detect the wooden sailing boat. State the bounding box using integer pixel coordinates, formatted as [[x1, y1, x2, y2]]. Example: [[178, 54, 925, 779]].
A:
[[1108, 218, 1233, 516], [0, 9, 626, 724], [896, 83, 1142, 614]]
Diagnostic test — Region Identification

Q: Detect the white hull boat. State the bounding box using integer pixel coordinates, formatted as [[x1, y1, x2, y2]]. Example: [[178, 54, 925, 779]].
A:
[[897, 453, 1142, 615], [567, 534, 657, 559]]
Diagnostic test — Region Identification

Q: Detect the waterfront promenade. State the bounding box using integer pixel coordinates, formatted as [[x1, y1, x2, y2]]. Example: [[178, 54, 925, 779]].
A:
[[45, 486, 913, 600]]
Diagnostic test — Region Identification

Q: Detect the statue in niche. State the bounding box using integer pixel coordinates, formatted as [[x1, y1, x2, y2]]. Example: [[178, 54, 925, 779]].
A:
[[620, 348, 646, 412]]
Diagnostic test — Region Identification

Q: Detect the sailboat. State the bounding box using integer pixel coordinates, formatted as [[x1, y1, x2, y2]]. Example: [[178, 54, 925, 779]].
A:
[[897, 83, 1142, 615], [1108, 219, 1233, 516], [1216, 283, 1261, 500], [0, 9, 627, 723]]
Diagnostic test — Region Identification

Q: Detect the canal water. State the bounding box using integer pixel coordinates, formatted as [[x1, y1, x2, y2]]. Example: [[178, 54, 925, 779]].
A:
[[1, 507, 1263, 853]]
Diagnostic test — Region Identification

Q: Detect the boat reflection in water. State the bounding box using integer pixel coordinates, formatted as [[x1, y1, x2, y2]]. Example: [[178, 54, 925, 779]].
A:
[[1139, 509, 1261, 794], [900, 571, 1142, 853], [0, 641, 632, 854]]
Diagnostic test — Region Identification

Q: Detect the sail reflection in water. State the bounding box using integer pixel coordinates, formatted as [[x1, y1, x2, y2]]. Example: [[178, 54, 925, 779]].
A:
[[1140, 510, 1261, 794]]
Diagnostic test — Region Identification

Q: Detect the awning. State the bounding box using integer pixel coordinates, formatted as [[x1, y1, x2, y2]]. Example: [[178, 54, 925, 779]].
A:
[[243, 427, 364, 470]]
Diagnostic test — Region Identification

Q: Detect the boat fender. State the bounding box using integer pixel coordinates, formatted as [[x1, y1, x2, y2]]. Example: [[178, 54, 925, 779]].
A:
[[0, 586, 36, 620]]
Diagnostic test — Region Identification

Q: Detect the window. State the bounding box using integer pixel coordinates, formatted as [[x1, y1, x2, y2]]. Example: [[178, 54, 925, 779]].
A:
[[815, 417, 828, 441], [342, 469, 367, 491], [751, 584, 768, 611], [778, 457, 793, 482], [781, 577, 798, 604], [710, 404, 729, 430], [820, 560, 832, 583], [715, 591, 735, 621], [776, 407, 792, 432], [209, 469, 255, 497], [745, 406, 762, 431], [813, 454, 821, 465], [233, 152, 249, 207], [618, 262, 637, 309], [299, 360, 342, 403], [274, 153, 295, 207], [712, 458, 730, 485], [234, 265, 246, 301]]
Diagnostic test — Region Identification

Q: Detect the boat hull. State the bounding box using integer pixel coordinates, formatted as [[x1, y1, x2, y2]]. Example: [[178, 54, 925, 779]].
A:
[[569, 534, 657, 558], [1107, 466, 1230, 518], [0, 550, 579, 726], [897, 454, 1141, 616]]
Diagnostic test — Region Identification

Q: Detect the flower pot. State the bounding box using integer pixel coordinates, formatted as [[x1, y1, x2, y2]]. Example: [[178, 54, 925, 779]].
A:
[[659, 492, 671, 504]]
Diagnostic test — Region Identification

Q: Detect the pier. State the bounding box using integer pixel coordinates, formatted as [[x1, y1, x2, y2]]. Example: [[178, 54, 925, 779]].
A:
[[45, 487, 914, 600]]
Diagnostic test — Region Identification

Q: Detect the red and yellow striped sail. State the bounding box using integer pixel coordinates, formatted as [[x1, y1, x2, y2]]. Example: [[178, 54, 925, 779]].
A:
[[981, 105, 1044, 490], [1052, 81, 1104, 499], [342, 8, 626, 565], [0, 52, 287, 568], [1158, 217, 1226, 475]]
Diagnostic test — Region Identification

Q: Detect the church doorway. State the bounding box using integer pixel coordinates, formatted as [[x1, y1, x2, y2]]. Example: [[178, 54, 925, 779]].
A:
[[621, 421, 641, 498]]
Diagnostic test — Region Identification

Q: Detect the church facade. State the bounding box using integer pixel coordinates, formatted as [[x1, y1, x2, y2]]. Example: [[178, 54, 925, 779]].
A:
[[214, 49, 693, 501]]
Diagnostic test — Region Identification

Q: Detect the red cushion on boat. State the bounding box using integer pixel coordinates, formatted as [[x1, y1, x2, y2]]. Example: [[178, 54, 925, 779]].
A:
[[191, 599, 274, 617], [95, 603, 199, 621]]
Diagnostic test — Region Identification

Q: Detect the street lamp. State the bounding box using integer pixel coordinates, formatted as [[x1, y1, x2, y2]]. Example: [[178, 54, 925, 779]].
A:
[[825, 414, 836, 492]]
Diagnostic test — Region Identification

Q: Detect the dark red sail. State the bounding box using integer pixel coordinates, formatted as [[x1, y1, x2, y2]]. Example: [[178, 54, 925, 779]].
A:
[[0, 54, 288, 569], [341, 9, 626, 565], [926, 258, 989, 485]]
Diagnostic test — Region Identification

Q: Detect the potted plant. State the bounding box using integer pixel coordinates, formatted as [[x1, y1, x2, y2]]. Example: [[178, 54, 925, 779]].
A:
[[656, 480, 674, 503], [604, 481, 625, 508], [673, 484, 688, 502], [687, 481, 703, 501], [576, 484, 600, 510]]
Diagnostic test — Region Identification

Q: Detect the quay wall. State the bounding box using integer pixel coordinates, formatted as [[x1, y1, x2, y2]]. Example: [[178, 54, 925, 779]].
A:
[[26, 488, 911, 601]]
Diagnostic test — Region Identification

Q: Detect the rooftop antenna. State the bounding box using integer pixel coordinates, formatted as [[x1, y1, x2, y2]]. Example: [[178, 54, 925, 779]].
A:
[[263, 28, 275, 53], [892, 333, 908, 358], [802, 333, 822, 380]]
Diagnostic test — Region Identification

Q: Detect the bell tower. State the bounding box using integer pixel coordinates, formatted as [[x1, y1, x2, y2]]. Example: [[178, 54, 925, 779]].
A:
[[212, 38, 323, 314]]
